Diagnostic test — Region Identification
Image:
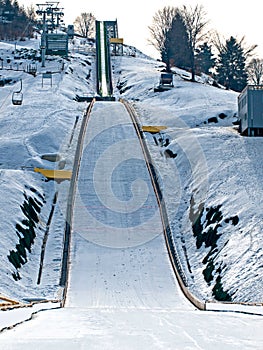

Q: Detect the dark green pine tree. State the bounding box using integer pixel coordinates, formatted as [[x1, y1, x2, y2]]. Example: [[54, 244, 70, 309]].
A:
[[0, 0, 36, 40], [195, 42, 215, 75], [161, 32, 173, 72], [216, 36, 248, 92], [167, 12, 191, 70], [2, 0, 14, 21]]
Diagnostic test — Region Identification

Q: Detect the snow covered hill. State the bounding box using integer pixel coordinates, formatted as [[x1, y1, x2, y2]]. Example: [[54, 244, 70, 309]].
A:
[[112, 55, 263, 303], [0, 39, 96, 301], [0, 37, 262, 307]]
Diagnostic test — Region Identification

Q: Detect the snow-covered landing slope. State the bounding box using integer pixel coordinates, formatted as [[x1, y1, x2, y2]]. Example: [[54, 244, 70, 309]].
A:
[[67, 101, 191, 310], [1, 306, 263, 349], [2, 101, 263, 350]]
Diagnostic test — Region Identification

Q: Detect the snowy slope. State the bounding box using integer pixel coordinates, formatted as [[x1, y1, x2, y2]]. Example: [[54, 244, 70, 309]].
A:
[[67, 101, 192, 311], [112, 55, 263, 303], [0, 36, 262, 349], [0, 36, 262, 306], [1, 306, 263, 349], [0, 40, 96, 301]]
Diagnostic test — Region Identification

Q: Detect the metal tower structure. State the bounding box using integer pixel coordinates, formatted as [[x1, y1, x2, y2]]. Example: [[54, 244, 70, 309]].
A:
[[104, 20, 123, 56], [36, 2, 64, 32], [104, 20, 118, 39], [95, 21, 113, 98], [36, 2, 65, 66]]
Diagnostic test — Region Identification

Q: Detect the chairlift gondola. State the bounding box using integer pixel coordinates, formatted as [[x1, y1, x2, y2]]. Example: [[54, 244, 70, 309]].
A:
[[12, 79, 23, 105]]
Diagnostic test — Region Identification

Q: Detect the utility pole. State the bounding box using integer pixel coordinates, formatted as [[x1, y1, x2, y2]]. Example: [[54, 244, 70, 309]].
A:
[[40, 10, 47, 67]]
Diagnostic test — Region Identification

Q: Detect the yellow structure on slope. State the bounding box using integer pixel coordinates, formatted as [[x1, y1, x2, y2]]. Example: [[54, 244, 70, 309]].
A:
[[109, 38, 124, 44], [34, 168, 72, 180], [141, 126, 167, 134], [0, 294, 19, 307]]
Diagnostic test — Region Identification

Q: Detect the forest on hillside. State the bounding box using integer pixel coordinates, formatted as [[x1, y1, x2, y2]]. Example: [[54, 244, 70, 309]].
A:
[[148, 5, 260, 92], [1, 1, 263, 92], [0, 0, 36, 40]]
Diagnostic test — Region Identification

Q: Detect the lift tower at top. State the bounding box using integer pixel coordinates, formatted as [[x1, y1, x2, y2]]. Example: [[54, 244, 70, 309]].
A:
[[36, 2, 65, 66]]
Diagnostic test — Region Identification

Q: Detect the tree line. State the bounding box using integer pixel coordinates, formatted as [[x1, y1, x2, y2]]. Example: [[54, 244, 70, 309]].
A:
[[148, 5, 261, 92], [1, 2, 263, 92], [0, 0, 36, 40], [73, 6, 263, 92]]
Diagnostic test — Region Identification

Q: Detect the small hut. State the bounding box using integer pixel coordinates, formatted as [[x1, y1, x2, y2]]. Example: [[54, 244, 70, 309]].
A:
[[238, 85, 263, 136]]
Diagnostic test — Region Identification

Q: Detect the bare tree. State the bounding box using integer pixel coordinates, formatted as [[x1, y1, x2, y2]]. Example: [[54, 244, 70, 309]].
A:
[[24, 5, 37, 38], [180, 4, 208, 81], [26, 4, 37, 22], [247, 58, 263, 85], [74, 12, 95, 38], [148, 6, 177, 70]]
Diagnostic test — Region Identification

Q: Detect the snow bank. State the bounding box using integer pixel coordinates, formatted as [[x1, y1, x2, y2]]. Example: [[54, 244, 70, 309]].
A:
[[112, 54, 263, 303], [0, 39, 92, 302]]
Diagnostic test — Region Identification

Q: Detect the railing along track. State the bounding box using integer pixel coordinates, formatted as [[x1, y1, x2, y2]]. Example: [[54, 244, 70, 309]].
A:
[[59, 98, 96, 306], [121, 98, 205, 310]]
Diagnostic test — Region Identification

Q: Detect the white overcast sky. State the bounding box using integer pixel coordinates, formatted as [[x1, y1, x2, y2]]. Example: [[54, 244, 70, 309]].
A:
[[23, 1, 263, 59]]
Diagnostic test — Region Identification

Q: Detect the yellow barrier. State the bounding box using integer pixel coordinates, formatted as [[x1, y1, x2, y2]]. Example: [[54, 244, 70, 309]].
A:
[[142, 125, 167, 133], [34, 168, 72, 180], [109, 38, 124, 44], [0, 295, 19, 306]]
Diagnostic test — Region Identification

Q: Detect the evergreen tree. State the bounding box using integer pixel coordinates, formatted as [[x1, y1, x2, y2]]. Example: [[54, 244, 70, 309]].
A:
[[161, 31, 172, 72], [195, 42, 215, 74], [148, 6, 177, 71], [2, 0, 14, 21], [167, 11, 191, 70], [12, 0, 20, 15], [0, 0, 36, 40], [216, 36, 248, 92]]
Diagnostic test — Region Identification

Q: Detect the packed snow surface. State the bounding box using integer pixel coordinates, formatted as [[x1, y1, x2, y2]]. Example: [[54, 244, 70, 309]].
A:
[[0, 38, 263, 348]]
